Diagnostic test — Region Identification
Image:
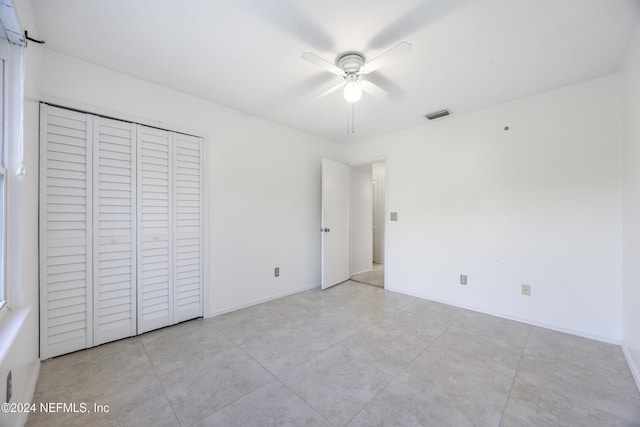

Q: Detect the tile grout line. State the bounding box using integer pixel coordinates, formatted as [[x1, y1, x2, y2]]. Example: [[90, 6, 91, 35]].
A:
[[184, 332, 273, 425], [343, 309, 462, 426], [497, 326, 534, 425], [139, 336, 183, 426], [203, 320, 337, 425], [224, 286, 408, 426], [449, 311, 533, 350], [235, 339, 336, 426], [274, 377, 336, 426]]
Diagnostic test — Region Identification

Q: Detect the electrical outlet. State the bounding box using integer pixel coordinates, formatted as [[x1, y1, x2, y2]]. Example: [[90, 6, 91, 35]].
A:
[[460, 274, 467, 286], [522, 284, 531, 296], [274, 267, 279, 277], [6, 370, 12, 403]]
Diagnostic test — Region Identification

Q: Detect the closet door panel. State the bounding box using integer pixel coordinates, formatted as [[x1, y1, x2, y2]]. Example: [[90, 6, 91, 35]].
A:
[[93, 117, 137, 345], [173, 134, 204, 322], [137, 126, 173, 333], [40, 105, 93, 359]]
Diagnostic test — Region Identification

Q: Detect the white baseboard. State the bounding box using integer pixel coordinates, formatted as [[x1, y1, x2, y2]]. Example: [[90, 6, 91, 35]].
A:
[[207, 283, 320, 318], [621, 342, 640, 392], [350, 268, 373, 276], [17, 360, 40, 427], [387, 287, 621, 345]]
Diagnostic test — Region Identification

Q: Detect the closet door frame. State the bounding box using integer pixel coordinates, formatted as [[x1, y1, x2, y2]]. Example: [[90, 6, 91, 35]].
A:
[[40, 104, 207, 356]]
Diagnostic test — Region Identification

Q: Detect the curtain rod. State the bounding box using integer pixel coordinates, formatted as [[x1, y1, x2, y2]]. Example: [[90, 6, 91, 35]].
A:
[[24, 30, 45, 46]]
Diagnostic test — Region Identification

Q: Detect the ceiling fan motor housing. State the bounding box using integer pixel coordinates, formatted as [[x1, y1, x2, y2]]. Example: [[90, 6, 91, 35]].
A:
[[337, 53, 365, 75]]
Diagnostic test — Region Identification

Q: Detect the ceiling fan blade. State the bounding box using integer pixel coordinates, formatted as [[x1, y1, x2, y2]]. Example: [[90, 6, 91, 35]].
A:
[[368, 1, 467, 50], [301, 52, 343, 75], [312, 80, 345, 101], [361, 41, 412, 74], [363, 73, 405, 100], [245, 0, 334, 51], [360, 79, 388, 99]]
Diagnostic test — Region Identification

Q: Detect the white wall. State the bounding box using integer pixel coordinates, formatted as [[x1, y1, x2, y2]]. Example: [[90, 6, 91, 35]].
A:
[[372, 161, 386, 264], [38, 49, 342, 316], [345, 75, 624, 342], [622, 26, 640, 386], [350, 164, 373, 275]]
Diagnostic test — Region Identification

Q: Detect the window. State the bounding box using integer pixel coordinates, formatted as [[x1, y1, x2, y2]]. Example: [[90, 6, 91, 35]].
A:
[[0, 37, 6, 310]]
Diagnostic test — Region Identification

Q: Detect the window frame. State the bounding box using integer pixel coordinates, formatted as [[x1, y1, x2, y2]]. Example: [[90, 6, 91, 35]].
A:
[[0, 37, 8, 310]]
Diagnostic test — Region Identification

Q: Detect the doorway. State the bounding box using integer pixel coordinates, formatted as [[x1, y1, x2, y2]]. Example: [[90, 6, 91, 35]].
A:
[[349, 161, 386, 288]]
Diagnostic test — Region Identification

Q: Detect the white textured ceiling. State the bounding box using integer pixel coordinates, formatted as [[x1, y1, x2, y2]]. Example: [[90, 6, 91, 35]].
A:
[[29, 0, 640, 143]]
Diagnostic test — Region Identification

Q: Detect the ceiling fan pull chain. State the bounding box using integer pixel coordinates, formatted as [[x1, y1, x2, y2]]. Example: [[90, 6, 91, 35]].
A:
[[347, 109, 349, 135], [352, 103, 355, 134], [346, 104, 356, 135]]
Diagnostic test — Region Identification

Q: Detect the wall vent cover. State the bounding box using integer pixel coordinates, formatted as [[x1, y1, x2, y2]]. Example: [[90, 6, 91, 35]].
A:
[[425, 109, 450, 120]]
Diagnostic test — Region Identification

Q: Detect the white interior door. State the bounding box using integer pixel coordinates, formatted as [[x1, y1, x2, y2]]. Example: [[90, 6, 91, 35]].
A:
[[321, 159, 351, 289]]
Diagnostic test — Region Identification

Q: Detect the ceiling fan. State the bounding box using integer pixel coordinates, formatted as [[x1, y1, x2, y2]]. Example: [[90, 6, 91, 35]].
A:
[[301, 41, 412, 103]]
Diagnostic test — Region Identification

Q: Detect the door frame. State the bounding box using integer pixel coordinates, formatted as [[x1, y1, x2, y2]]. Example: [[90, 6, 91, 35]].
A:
[[348, 156, 389, 290]]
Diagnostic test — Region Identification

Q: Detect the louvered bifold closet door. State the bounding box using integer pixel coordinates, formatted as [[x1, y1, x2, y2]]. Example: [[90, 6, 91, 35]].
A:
[[137, 126, 173, 333], [40, 105, 93, 359], [173, 133, 204, 322], [93, 117, 137, 345]]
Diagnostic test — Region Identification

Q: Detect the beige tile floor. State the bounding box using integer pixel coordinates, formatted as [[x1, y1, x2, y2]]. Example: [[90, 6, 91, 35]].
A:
[[27, 281, 640, 426], [350, 263, 384, 288]]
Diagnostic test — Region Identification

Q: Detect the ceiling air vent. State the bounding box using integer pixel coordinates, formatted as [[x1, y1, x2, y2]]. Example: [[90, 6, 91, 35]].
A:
[[425, 109, 450, 120]]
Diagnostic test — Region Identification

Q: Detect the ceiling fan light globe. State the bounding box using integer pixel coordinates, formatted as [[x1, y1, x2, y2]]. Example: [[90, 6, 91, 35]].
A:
[[344, 81, 362, 103]]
